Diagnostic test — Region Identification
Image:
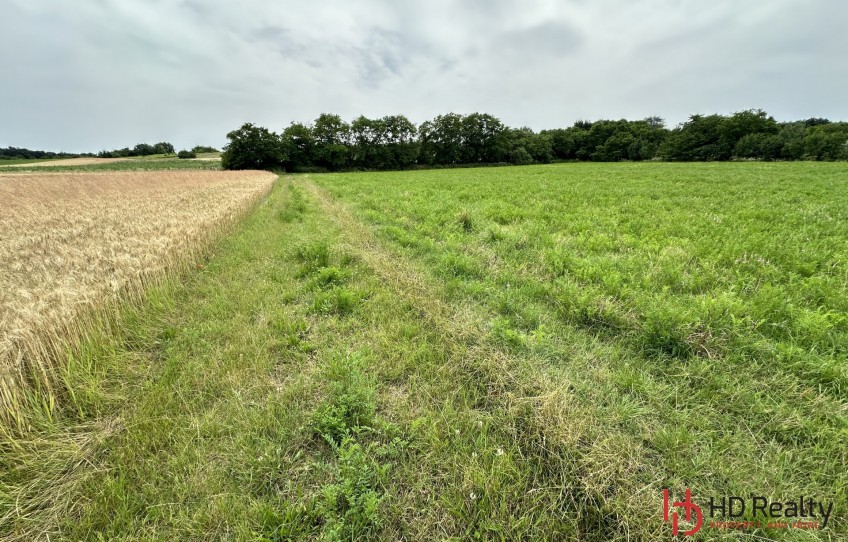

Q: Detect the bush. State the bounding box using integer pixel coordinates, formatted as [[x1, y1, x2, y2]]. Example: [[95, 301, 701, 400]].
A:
[[191, 145, 219, 154], [176, 150, 196, 159]]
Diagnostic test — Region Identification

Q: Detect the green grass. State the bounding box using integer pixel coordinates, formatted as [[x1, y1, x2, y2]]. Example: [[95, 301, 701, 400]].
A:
[[2, 163, 847, 540]]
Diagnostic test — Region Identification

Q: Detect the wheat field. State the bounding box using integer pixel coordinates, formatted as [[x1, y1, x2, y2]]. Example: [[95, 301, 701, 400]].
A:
[[0, 170, 276, 430]]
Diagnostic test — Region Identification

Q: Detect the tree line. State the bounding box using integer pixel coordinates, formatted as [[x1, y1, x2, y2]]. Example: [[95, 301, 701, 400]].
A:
[[1, 143, 222, 161], [221, 110, 848, 171], [0, 147, 93, 160], [96, 144, 220, 159], [97, 142, 176, 158]]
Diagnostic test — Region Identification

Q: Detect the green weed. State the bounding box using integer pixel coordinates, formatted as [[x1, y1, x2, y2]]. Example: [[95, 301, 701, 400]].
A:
[[312, 354, 376, 445]]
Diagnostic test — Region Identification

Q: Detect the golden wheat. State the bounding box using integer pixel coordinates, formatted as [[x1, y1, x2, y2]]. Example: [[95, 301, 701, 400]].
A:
[[0, 170, 276, 431]]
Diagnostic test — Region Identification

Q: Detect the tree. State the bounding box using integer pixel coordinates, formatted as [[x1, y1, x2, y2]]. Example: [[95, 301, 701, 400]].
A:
[[498, 128, 552, 165], [350, 115, 381, 169], [719, 109, 777, 154], [594, 130, 636, 161], [217, 111, 845, 171], [221, 123, 284, 170], [803, 124, 848, 160], [459, 113, 506, 163], [153, 142, 175, 155], [627, 118, 668, 160], [133, 143, 155, 156], [660, 114, 727, 161], [419, 113, 464, 165], [544, 125, 591, 160], [280, 122, 316, 171], [734, 133, 782, 160], [775, 122, 807, 160], [312, 114, 351, 170], [660, 110, 777, 161], [382, 115, 419, 169]]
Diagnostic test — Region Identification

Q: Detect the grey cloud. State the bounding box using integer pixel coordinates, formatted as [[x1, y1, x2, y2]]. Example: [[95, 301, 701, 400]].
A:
[[1, 0, 846, 152], [496, 21, 583, 58]]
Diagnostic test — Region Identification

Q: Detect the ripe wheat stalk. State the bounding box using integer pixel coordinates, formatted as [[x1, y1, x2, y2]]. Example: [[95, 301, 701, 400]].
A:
[[0, 170, 276, 433]]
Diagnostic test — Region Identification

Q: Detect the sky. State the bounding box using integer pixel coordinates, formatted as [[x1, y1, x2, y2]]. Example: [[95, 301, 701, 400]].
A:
[[1, 0, 846, 152]]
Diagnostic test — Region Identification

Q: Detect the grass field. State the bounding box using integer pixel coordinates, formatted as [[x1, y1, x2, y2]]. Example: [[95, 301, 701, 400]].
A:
[[1, 163, 846, 540]]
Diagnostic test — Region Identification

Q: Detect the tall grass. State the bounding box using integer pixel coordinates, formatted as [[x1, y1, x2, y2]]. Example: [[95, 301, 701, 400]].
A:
[[313, 162, 848, 539]]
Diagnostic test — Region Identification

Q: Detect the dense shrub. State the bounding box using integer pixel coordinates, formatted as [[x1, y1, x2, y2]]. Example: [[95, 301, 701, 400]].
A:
[[176, 150, 196, 159], [191, 145, 219, 154]]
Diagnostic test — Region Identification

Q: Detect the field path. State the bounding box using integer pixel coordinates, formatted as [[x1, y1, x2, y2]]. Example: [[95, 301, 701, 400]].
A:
[[2, 176, 636, 540], [299, 176, 654, 538]]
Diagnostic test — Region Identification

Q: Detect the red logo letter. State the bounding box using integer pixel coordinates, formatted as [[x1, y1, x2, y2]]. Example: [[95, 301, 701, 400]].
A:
[[664, 488, 704, 536]]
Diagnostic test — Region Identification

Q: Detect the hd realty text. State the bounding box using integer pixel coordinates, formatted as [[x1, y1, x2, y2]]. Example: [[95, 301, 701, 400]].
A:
[[709, 496, 833, 528]]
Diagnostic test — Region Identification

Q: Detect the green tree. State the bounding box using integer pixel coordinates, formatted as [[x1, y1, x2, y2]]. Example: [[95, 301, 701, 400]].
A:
[[350, 116, 381, 169], [313, 114, 351, 171], [153, 142, 175, 155], [419, 113, 464, 165], [221, 123, 284, 170], [133, 143, 155, 156], [382, 115, 419, 169], [734, 133, 783, 160], [803, 124, 848, 160], [498, 128, 552, 164], [281, 122, 316, 171], [459, 113, 506, 163], [660, 114, 727, 161]]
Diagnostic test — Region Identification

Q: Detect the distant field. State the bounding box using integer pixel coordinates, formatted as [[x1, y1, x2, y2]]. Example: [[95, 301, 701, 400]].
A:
[[0, 170, 275, 429], [194, 152, 222, 160], [0, 157, 130, 168], [0, 157, 221, 172], [0, 158, 69, 166], [1, 163, 845, 541], [0, 154, 222, 172]]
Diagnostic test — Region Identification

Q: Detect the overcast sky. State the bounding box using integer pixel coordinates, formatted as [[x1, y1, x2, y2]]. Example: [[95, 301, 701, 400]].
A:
[[1, 0, 845, 152]]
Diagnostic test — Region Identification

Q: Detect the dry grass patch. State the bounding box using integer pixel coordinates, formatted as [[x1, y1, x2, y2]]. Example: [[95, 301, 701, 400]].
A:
[[0, 170, 276, 430]]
